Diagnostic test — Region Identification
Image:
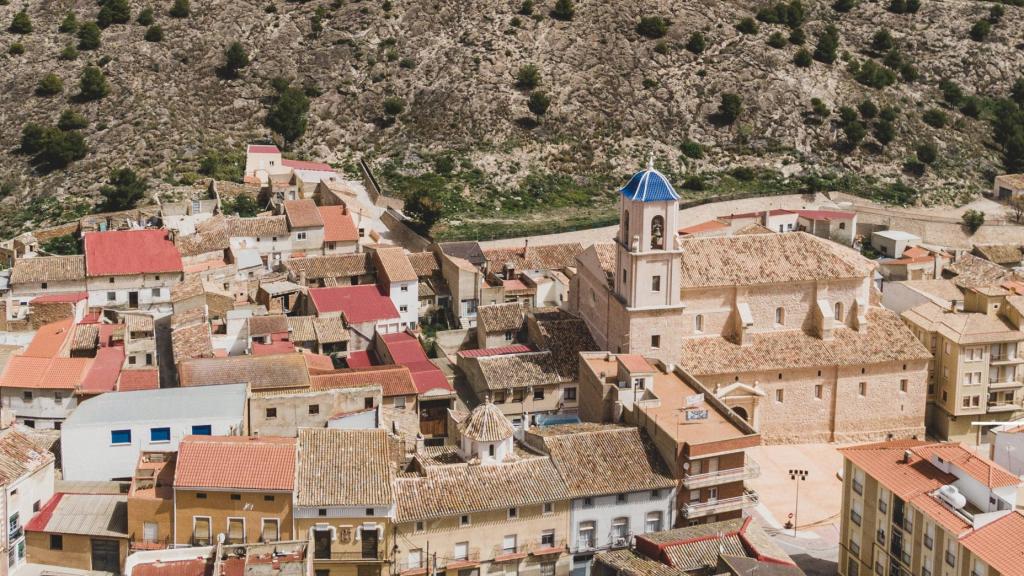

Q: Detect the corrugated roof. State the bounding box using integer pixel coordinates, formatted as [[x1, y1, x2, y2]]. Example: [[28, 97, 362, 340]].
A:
[[26, 493, 128, 537], [296, 428, 395, 507], [174, 436, 296, 491]]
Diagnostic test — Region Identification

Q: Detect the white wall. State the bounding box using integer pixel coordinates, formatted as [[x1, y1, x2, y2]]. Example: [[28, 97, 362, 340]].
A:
[[61, 417, 241, 481], [1, 388, 77, 426], [5, 459, 55, 569], [86, 273, 180, 312], [388, 280, 419, 326], [993, 429, 1024, 476], [568, 489, 676, 553]]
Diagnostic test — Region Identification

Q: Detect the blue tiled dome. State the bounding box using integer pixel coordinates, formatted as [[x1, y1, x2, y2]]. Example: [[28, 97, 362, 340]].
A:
[[619, 165, 680, 203]]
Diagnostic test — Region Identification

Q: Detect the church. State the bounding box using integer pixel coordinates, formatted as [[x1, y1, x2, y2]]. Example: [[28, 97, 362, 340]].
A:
[[569, 163, 932, 443]]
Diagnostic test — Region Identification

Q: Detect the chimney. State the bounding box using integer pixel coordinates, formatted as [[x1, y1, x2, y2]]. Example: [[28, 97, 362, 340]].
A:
[[902, 450, 912, 464]]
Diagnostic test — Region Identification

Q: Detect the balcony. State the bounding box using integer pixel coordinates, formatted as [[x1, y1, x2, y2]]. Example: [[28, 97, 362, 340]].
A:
[[492, 544, 529, 563], [989, 354, 1023, 365], [987, 400, 1022, 413], [529, 539, 566, 557], [680, 490, 759, 519], [8, 525, 22, 542], [314, 549, 385, 562], [443, 550, 481, 570], [988, 379, 1024, 390], [682, 459, 761, 489], [399, 559, 427, 576], [130, 538, 169, 551]]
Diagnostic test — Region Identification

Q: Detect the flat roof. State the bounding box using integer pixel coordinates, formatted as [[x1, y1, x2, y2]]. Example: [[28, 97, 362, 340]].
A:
[[63, 383, 246, 427], [872, 230, 920, 241]]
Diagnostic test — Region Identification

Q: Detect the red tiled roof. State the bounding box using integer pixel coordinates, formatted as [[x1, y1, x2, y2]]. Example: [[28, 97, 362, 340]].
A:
[[378, 333, 453, 395], [794, 209, 856, 220], [345, 351, 374, 368], [309, 285, 399, 322], [911, 444, 1019, 489], [174, 436, 296, 491], [117, 369, 160, 392], [24, 318, 74, 358], [248, 144, 280, 154], [959, 511, 1024, 575], [678, 219, 729, 236], [80, 347, 125, 394], [253, 341, 297, 356], [379, 332, 427, 364], [311, 365, 418, 397], [840, 440, 955, 501], [319, 206, 359, 243], [283, 199, 324, 229], [303, 353, 336, 374], [720, 209, 795, 219], [0, 356, 92, 389], [282, 159, 334, 172], [132, 558, 211, 576], [84, 229, 183, 277], [30, 292, 87, 304], [457, 344, 533, 358], [617, 354, 654, 373]]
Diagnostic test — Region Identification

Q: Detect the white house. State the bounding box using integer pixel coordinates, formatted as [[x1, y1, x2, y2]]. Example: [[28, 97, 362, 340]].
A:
[[244, 144, 289, 185], [0, 419, 55, 573], [60, 383, 246, 481], [373, 247, 419, 326], [871, 230, 921, 258], [991, 419, 1024, 476], [84, 229, 184, 314]]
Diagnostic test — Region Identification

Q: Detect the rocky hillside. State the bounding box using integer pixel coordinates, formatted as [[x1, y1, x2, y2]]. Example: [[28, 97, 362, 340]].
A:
[[0, 0, 1021, 238]]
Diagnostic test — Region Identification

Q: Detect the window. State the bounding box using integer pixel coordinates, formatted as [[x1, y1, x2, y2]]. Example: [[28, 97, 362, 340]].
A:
[[650, 216, 665, 249], [852, 468, 865, 495], [401, 285, 408, 292], [41, 282, 47, 290], [834, 302, 844, 321], [454, 542, 469, 561], [107, 291, 116, 301], [616, 493, 627, 503], [415, 521, 424, 533], [230, 494, 241, 501], [622, 269, 627, 285], [400, 305, 408, 313], [32, 500, 40, 512], [192, 425, 212, 435], [945, 538, 957, 567], [226, 518, 245, 544], [264, 495, 275, 502], [152, 288, 161, 298], [848, 559, 859, 576], [109, 277, 115, 284], [196, 493, 207, 499], [366, 508, 374, 516], [563, 387, 576, 401], [309, 404, 320, 415], [859, 382, 867, 397], [265, 407, 277, 419], [128, 356, 137, 366], [460, 515, 470, 527], [150, 427, 171, 443], [504, 330, 514, 341], [899, 379, 908, 393], [694, 315, 704, 333], [488, 444, 495, 458], [651, 275, 661, 292], [839, 222, 847, 230], [193, 517, 212, 546], [776, 389, 784, 403], [53, 391, 63, 401], [543, 502, 553, 515], [111, 429, 131, 445], [502, 534, 517, 554], [146, 353, 153, 365], [578, 521, 595, 549], [318, 509, 327, 517], [924, 522, 934, 549], [582, 497, 594, 508], [963, 396, 971, 408], [645, 512, 663, 533], [965, 371, 983, 385], [775, 307, 785, 325], [540, 563, 555, 576], [23, 420, 34, 429], [358, 228, 366, 238], [541, 530, 555, 546], [534, 388, 544, 400], [297, 232, 307, 240], [611, 518, 629, 543], [814, 384, 823, 399], [651, 489, 661, 498], [261, 519, 280, 543], [508, 507, 518, 519], [21, 391, 32, 402], [364, 397, 374, 409], [651, 335, 661, 349], [49, 534, 62, 550]]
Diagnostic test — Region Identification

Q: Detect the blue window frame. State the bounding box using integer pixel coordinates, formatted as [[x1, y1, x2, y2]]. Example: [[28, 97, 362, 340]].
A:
[[150, 427, 171, 442], [111, 430, 131, 445], [191, 425, 212, 436]]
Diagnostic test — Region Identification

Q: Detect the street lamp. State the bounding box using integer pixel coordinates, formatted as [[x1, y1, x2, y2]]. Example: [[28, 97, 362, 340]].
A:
[[789, 469, 809, 537]]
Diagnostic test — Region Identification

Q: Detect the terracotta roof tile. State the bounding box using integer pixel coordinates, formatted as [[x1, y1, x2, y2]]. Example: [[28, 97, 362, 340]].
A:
[[296, 428, 396, 507], [284, 199, 324, 229], [311, 366, 417, 397], [117, 369, 160, 391], [227, 216, 289, 238], [318, 206, 358, 243], [312, 317, 349, 343], [0, 427, 54, 485], [902, 302, 1024, 345], [0, 356, 92, 390], [288, 316, 316, 342], [309, 285, 399, 322], [174, 436, 296, 491], [178, 353, 311, 390], [469, 351, 567, 392], [285, 254, 373, 281], [477, 302, 526, 334], [248, 315, 290, 337], [374, 247, 418, 283], [407, 252, 439, 277], [945, 254, 1014, 290], [958, 511, 1024, 575], [10, 255, 85, 284], [973, 244, 1023, 266], [85, 230, 183, 276], [482, 243, 584, 271], [171, 323, 214, 363], [461, 402, 515, 442]]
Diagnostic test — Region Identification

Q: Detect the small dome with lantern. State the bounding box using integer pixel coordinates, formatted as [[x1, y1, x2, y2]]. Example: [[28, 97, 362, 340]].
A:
[[619, 160, 680, 203]]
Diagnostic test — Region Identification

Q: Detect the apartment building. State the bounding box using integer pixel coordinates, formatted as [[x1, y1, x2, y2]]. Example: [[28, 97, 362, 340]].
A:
[[901, 287, 1024, 443], [571, 165, 931, 443], [295, 428, 396, 576], [172, 436, 295, 546], [838, 440, 1024, 576], [578, 353, 761, 525]]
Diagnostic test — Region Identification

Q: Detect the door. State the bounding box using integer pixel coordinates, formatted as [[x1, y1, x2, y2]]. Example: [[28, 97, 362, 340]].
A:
[[91, 538, 120, 573], [360, 528, 379, 559], [314, 529, 331, 560], [129, 291, 139, 308]]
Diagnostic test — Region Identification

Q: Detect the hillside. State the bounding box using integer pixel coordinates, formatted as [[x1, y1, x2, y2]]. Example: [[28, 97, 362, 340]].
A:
[[0, 0, 1021, 239]]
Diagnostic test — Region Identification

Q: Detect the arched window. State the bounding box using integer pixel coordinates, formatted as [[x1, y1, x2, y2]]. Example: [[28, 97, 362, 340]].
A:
[[650, 215, 665, 249], [834, 302, 844, 322], [623, 210, 630, 244]]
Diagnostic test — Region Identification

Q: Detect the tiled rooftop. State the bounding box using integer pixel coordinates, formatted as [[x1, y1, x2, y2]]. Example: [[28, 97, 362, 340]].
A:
[[174, 436, 296, 491]]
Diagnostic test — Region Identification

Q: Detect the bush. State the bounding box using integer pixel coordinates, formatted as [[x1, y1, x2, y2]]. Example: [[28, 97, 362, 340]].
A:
[[9, 11, 31, 34], [969, 19, 991, 42], [939, 79, 964, 107], [899, 62, 918, 82], [8, 43, 24, 55], [680, 139, 704, 158], [813, 25, 839, 64], [59, 44, 79, 60], [41, 235, 80, 255], [682, 175, 705, 190], [20, 124, 46, 154], [169, 0, 190, 18], [962, 209, 985, 232], [20, 123, 87, 170], [990, 4, 1005, 23], [637, 16, 670, 39], [266, 86, 310, 142], [59, 12, 78, 33], [99, 168, 148, 212], [97, 0, 130, 28], [789, 27, 806, 44], [858, 99, 878, 119], [382, 96, 406, 116], [731, 166, 756, 180], [922, 108, 947, 128], [755, 0, 804, 27], [838, 106, 858, 125], [433, 156, 456, 175], [221, 42, 249, 78], [916, 140, 938, 164], [198, 149, 244, 182], [36, 73, 64, 96], [833, 0, 856, 12], [888, 0, 920, 13], [78, 66, 110, 101], [515, 64, 541, 89], [736, 17, 759, 34], [844, 120, 866, 148], [870, 29, 893, 53], [810, 98, 829, 117], [653, 41, 670, 54], [960, 96, 981, 117], [57, 109, 88, 131], [686, 31, 706, 53], [873, 118, 895, 145], [767, 31, 787, 48], [879, 105, 899, 122], [793, 48, 812, 67], [137, 7, 154, 26], [519, 0, 534, 15], [718, 93, 742, 124], [854, 59, 896, 88], [77, 22, 101, 50], [527, 90, 551, 118], [144, 24, 163, 42], [220, 194, 260, 217], [550, 0, 574, 21]]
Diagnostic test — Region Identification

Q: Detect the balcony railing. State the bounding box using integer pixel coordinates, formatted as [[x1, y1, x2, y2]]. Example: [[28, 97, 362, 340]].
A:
[[682, 459, 761, 489], [399, 559, 427, 575], [988, 400, 1022, 412], [988, 380, 1023, 390], [443, 549, 481, 569], [680, 491, 758, 519], [529, 539, 566, 556], [314, 549, 384, 562], [492, 544, 529, 562], [8, 525, 22, 541], [990, 354, 1022, 364], [130, 538, 169, 551]]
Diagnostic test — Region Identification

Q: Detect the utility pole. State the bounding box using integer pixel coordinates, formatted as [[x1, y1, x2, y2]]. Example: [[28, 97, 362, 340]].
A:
[[788, 469, 809, 537]]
